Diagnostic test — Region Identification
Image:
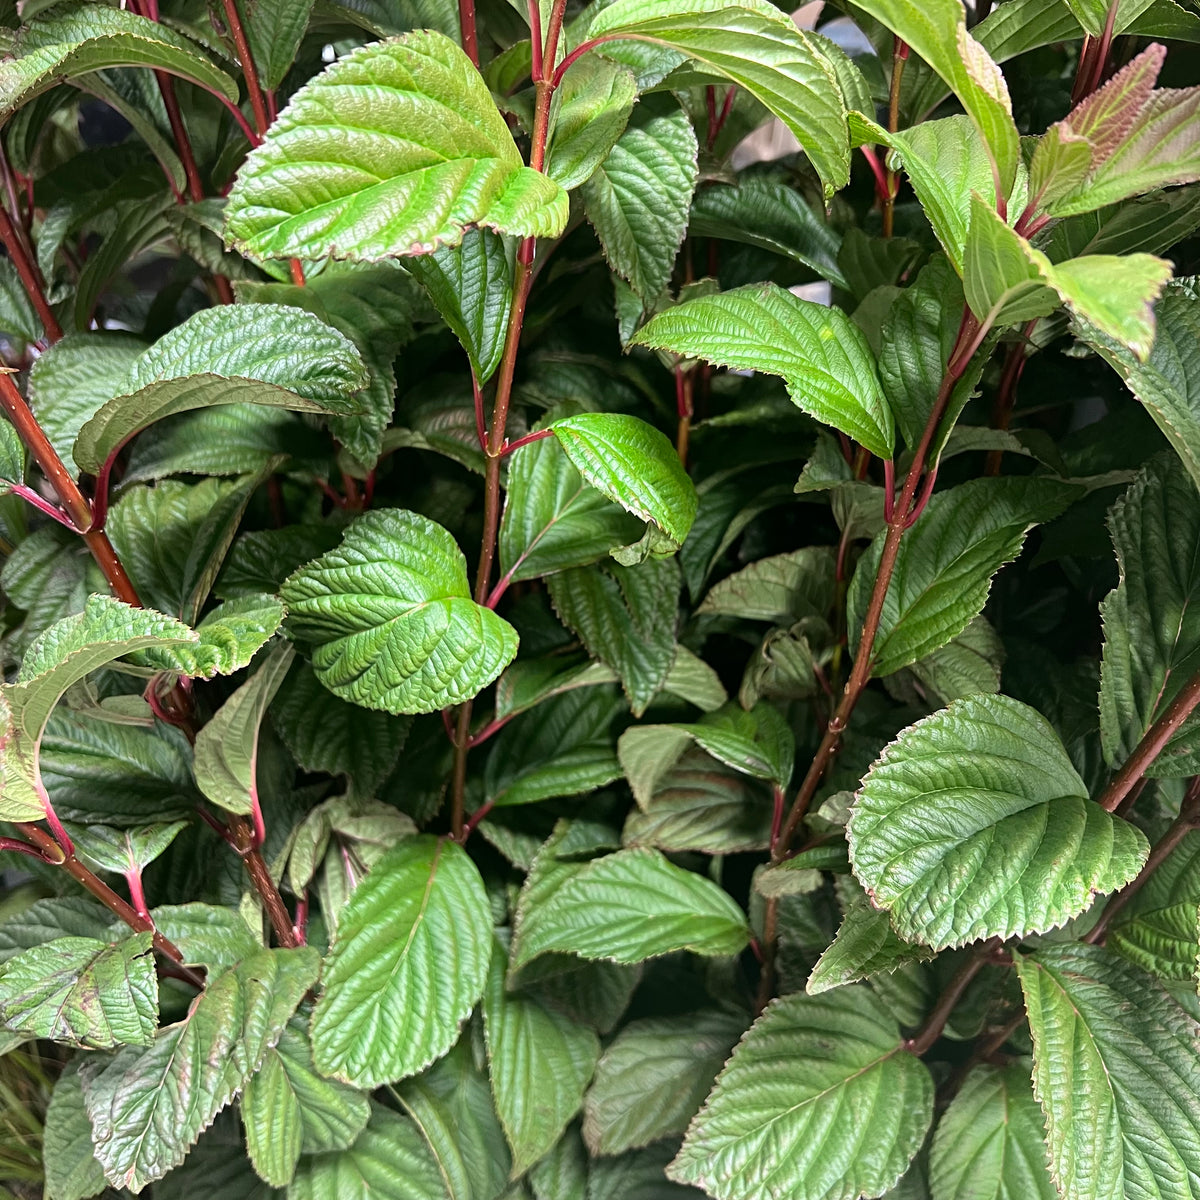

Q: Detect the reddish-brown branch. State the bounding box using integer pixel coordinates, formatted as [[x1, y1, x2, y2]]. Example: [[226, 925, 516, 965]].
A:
[[985, 321, 1036, 475], [228, 815, 300, 948], [1098, 668, 1200, 813], [882, 38, 908, 237], [459, 0, 479, 66], [0, 203, 61, 343], [906, 941, 997, 1056], [219, 0, 270, 136]]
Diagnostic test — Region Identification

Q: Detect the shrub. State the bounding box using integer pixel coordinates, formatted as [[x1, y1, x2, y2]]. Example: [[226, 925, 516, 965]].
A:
[[0, 0, 1198, 1196]]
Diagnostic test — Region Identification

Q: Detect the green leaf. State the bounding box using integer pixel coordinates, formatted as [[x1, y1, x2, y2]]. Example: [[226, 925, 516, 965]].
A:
[[851, 0, 1020, 193], [491, 655, 618, 724], [0, 898, 118, 964], [149, 903, 259, 974], [806, 883, 935, 995], [311, 835, 492, 1087], [633, 283, 895, 459], [65, 820, 188, 876], [499, 416, 643, 584], [0, 596, 200, 822], [140, 594, 286, 680], [929, 1064, 1056, 1200], [280, 509, 519, 715], [271, 657, 411, 795], [1100, 454, 1200, 776], [0, 256, 42, 345], [229, 0, 314, 90], [0, 419, 24, 492], [687, 171, 846, 289], [0, 932, 155, 1049], [43, 1068, 106, 1200], [225, 30, 567, 262], [288, 1103, 447, 1200], [848, 478, 1077, 678], [697, 547, 835, 625], [848, 694, 1148, 949], [72, 303, 369, 474], [81, 946, 319, 1193], [484, 936, 601, 1175], [406, 229, 512, 384], [668, 987, 934, 1200], [1080, 280, 1200, 487], [546, 57, 637, 192], [962, 197, 1062, 329], [194, 643, 294, 816], [1108, 829, 1200, 980], [548, 559, 679, 716], [1016, 943, 1200, 1200], [582, 1009, 744, 1156], [242, 1018, 371, 1186], [0, 3, 239, 120], [510, 845, 750, 971], [483, 686, 623, 808], [587, 0, 849, 195], [550, 412, 697, 547], [581, 94, 698, 301], [107, 476, 262, 622]]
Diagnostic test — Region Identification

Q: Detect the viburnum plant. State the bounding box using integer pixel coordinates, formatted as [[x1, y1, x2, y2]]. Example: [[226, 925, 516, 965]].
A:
[[0, 0, 1199, 1194]]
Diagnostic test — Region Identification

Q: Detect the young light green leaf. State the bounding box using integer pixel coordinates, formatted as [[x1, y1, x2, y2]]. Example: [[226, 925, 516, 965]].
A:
[[1100, 454, 1200, 776], [1016, 943, 1200, 1200], [582, 1009, 745, 1156], [139, 593, 285, 680], [405, 229, 512, 384], [586, 0, 849, 195], [0, 4, 239, 120], [549, 412, 697, 546], [546, 57, 637, 192], [43, 1068, 106, 1200], [280, 509, 518, 715], [581, 94, 698, 301], [484, 937, 601, 1175], [633, 283, 895, 459], [852, 0, 1020, 193], [193, 643, 294, 816], [668, 987, 934, 1200], [285, 1103, 447, 1200], [225, 31, 567, 262], [72, 304, 369, 473], [499, 419, 644, 584], [848, 694, 1148, 949], [930, 1064, 1057, 1200], [963, 195, 1061, 329], [0, 933, 156, 1049], [66, 821, 188, 877], [548, 559, 679, 716], [81, 947, 319, 1193], [311, 835, 492, 1087], [509, 846, 750, 971]]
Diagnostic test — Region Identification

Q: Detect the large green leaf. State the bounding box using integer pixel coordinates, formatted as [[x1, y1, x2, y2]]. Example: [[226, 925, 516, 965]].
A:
[[280, 509, 519, 715], [581, 94, 698, 301], [1100, 454, 1200, 776], [546, 56, 637, 192], [848, 478, 1076, 678], [0, 932, 155, 1049], [851, 0, 1020, 193], [550, 412, 697, 547], [668, 987, 933, 1200], [929, 1064, 1056, 1200], [0, 3, 238, 120], [310, 835, 492, 1087], [848, 694, 1147, 949], [633, 283, 895, 459], [72, 304, 369, 473], [586, 0, 849, 195], [499, 416, 643, 584], [483, 937, 600, 1175], [1016, 943, 1200, 1200], [225, 30, 567, 262], [193, 643, 294, 816], [509, 845, 749, 971], [548, 559, 679, 716], [231, 0, 314, 90], [582, 1009, 744, 1156], [42, 1068, 106, 1200], [1080, 281, 1200, 491], [81, 947, 319, 1193], [1108, 829, 1200, 980], [288, 1103, 447, 1200]]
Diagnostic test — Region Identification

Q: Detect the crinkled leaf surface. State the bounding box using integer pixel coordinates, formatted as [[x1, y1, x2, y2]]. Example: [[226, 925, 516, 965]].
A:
[[668, 987, 933, 1200], [225, 31, 567, 261], [1016, 943, 1200, 1200], [633, 283, 894, 459], [311, 834, 492, 1087], [42, 1067, 106, 1200], [546, 56, 637, 192], [848, 694, 1147, 949], [281, 509, 518, 714]]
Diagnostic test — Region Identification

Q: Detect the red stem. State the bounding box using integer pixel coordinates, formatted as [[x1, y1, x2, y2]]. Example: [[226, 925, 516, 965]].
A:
[[219, 0, 271, 136], [125, 867, 150, 919], [501, 427, 554, 456], [0, 202, 61, 343], [459, 0, 479, 66], [9, 484, 77, 529]]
